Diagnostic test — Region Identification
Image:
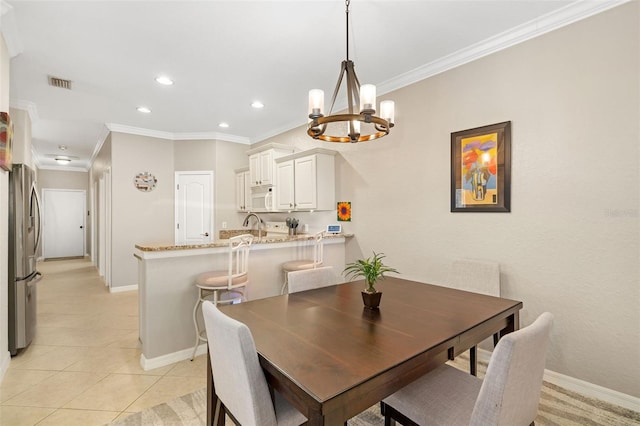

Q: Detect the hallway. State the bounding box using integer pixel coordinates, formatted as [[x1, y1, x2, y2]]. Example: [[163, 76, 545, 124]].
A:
[[0, 258, 206, 425]]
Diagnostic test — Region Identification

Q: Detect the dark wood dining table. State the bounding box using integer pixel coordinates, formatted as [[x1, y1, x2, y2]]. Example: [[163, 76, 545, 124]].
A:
[[206, 277, 522, 425]]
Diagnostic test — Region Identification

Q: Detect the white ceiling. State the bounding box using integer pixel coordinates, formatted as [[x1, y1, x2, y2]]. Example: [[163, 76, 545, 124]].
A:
[[2, 0, 625, 170]]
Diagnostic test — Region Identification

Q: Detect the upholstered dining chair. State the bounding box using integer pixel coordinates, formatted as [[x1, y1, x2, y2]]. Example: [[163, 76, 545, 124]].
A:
[[202, 301, 307, 426], [449, 258, 501, 375], [280, 231, 325, 294], [381, 312, 554, 426], [191, 233, 253, 361], [287, 266, 336, 293]]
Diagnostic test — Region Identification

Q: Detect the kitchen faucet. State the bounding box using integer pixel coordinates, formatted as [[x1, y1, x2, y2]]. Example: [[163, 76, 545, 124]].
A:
[[242, 213, 264, 239]]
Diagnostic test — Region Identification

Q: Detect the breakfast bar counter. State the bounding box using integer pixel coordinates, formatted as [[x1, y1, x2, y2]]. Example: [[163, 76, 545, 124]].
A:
[[134, 233, 351, 370]]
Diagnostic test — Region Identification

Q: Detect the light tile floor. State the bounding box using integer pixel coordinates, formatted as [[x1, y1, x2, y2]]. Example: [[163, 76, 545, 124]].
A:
[[0, 257, 207, 426]]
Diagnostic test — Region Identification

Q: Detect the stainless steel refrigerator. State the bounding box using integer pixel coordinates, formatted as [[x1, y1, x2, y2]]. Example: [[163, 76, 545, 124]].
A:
[[8, 163, 42, 355]]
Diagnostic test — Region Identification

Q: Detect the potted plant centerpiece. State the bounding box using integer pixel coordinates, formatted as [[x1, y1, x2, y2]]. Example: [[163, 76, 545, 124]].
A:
[[343, 252, 399, 309]]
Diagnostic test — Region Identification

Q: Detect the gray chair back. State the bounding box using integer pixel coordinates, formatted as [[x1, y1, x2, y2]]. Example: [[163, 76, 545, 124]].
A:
[[471, 312, 554, 425], [202, 301, 277, 426], [449, 258, 500, 296], [287, 266, 336, 293]]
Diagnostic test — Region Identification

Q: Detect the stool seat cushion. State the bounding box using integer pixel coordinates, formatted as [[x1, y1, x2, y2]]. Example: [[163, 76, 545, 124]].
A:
[[282, 260, 321, 272], [196, 270, 249, 289]]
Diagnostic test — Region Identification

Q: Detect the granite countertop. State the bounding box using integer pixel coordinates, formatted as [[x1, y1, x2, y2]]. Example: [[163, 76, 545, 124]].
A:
[[135, 232, 352, 252]]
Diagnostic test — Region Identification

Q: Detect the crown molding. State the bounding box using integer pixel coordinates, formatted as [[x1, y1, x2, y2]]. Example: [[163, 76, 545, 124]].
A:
[[172, 131, 250, 144], [105, 123, 174, 140], [89, 124, 111, 168], [38, 165, 88, 173], [377, 0, 631, 96], [9, 99, 38, 122], [0, 1, 23, 58], [104, 123, 251, 144]]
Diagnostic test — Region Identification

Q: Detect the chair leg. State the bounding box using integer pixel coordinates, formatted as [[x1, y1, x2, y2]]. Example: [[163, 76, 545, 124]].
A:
[[280, 272, 288, 295], [380, 402, 396, 426], [191, 294, 203, 361], [493, 332, 500, 347], [381, 401, 418, 426], [470, 345, 478, 376]]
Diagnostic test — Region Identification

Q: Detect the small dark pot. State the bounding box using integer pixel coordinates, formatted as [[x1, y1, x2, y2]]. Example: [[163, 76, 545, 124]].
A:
[[361, 291, 382, 309]]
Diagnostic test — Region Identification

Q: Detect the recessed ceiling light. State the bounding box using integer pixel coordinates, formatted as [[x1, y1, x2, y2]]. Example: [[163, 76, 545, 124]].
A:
[[155, 76, 174, 86], [251, 101, 264, 109], [218, 122, 230, 128], [137, 106, 152, 113]]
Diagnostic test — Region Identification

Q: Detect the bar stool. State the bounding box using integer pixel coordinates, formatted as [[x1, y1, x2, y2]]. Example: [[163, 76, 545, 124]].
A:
[[280, 231, 324, 294], [191, 233, 253, 360]]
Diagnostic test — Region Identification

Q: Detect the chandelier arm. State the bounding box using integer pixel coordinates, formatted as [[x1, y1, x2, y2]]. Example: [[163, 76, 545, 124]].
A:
[[327, 61, 348, 116], [345, 61, 361, 114]]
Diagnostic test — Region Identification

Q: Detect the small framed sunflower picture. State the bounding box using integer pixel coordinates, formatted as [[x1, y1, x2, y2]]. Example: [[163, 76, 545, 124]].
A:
[[337, 201, 351, 222]]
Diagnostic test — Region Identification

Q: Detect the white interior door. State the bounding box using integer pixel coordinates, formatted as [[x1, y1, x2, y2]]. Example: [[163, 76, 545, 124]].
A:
[[42, 189, 86, 259], [175, 171, 214, 245]]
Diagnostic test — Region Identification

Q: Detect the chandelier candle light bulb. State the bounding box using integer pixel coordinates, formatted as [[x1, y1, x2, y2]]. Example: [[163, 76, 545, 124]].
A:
[[359, 84, 376, 114], [380, 100, 395, 124], [308, 89, 324, 117]]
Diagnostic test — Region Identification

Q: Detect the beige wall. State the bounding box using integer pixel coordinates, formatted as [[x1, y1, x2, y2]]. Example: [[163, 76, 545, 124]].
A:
[[174, 138, 250, 231], [110, 132, 174, 288], [213, 140, 251, 230], [0, 34, 10, 379], [173, 139, 216, 171], [88, 133, 111, 274], [257, 3, 640, 397]]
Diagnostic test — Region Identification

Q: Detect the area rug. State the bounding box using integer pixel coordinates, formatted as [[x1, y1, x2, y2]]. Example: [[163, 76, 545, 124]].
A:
[[110, 356, 640, 426]]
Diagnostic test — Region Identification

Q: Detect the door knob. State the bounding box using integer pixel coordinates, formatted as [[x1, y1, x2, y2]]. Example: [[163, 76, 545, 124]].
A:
[[80, 225, 84, 229], [201, 232, 209, 237]]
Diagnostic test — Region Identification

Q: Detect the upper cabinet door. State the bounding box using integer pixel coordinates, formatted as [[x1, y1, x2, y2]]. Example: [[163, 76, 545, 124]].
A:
[[259, 150, 274, 185], [275, 160, 295, 210], [249, 154, 261, 187], [294, 155, 317, 210]]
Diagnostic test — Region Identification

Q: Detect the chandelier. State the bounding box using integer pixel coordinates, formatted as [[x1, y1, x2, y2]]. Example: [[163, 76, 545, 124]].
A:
[[307, 0, 395, 143]]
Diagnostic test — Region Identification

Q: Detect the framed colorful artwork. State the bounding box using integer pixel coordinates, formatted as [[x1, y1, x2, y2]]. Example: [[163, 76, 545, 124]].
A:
[[0, 111, 13, 171], [451, 121, 511, 212], [337, 201, 351, 221]]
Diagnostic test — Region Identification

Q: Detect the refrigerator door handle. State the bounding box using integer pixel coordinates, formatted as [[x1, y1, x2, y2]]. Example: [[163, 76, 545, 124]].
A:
[[31, 183, 43, 253], [27, 272, 43, 288]]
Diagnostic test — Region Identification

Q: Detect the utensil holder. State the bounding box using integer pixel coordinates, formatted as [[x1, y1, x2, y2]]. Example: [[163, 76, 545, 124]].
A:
[[288, 228, 297, 236]]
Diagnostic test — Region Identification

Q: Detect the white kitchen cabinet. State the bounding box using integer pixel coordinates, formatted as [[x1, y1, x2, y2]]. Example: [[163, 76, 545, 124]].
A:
[[235, 168, 251, 212], [247, 144, 294, 188], [275, 149, 336, 211], [275, 160, 295, 210]]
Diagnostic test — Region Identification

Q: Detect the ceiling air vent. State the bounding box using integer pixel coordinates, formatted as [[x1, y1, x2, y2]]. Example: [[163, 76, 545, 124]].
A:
[[48, 75, 72, 90]]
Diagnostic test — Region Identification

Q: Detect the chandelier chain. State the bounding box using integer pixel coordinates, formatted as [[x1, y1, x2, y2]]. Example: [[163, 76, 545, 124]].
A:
[[345, 0, 350, 61]]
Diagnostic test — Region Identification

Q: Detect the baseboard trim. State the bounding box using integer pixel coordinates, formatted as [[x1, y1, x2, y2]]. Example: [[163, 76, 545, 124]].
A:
[[543, 369, 640, 413], [140, 344, 207, 371], [0, 350, 11, 384], [109, 284, 138, 293], [476, 348, 639, 412]]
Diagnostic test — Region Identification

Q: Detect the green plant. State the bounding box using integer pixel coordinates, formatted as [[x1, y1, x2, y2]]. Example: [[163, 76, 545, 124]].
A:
[[343, 251, 399, 293]]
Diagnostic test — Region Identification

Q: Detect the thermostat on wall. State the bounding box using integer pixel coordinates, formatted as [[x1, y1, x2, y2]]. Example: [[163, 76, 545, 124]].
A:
[[326, 224, 342, 234]]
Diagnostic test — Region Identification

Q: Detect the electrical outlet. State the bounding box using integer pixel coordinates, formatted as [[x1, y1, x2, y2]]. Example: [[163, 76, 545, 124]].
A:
[[222, 221, 228, 229]]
